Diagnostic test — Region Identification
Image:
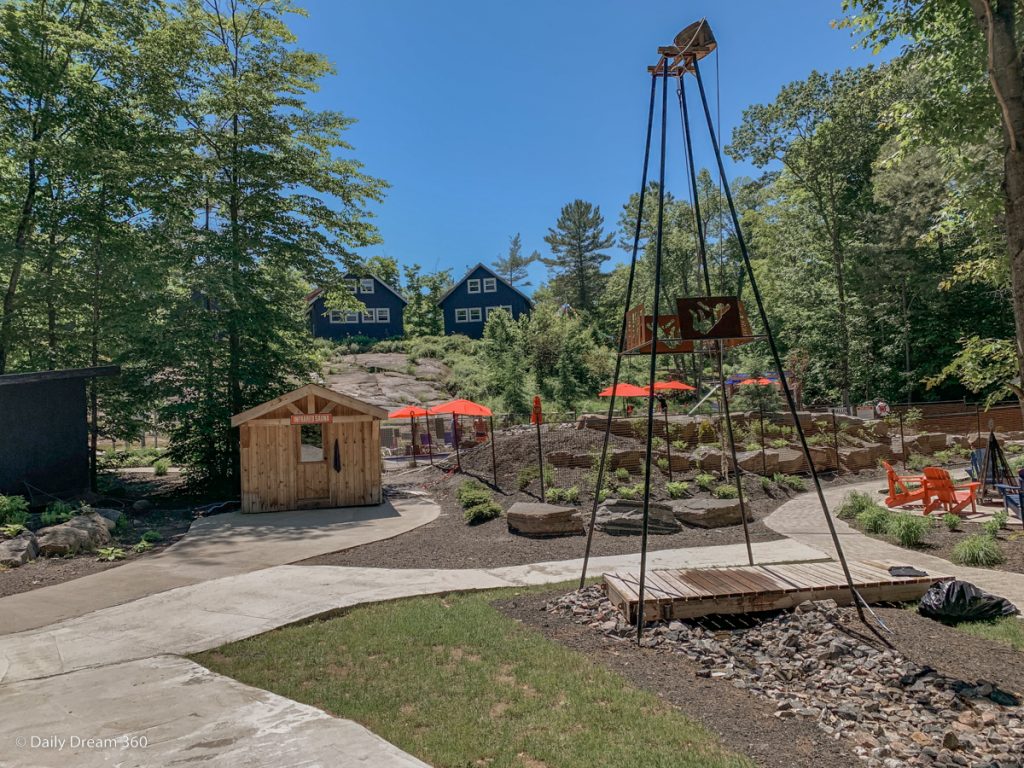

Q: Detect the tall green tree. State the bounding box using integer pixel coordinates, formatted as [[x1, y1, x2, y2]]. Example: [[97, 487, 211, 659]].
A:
[[492, 232, 538, 287], [542, 200, 614, 313], [402, 264, 451, 337]]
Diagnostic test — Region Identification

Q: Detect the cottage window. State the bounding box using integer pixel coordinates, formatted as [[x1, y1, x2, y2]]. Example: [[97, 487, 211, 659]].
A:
[[346, 279, 358, 293], [299, 424, 324, 462], [467, 279, 481, 294], [455, 308, 469, 323], [344, 312, 359, 323], [485, 305, 514, 319], [376, 307, 390, 323], [468, 307, 482, 322], [328, 310, 344, 324], [483, 277, 497, 293], [362, 310, 375, 323], [359, 278, 375, 294]]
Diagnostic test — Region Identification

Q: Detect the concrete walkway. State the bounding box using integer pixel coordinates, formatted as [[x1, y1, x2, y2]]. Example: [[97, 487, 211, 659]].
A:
[[0, 494, 439, 635], [0, 537, 825, 766], [764, 477, 1024, 609]]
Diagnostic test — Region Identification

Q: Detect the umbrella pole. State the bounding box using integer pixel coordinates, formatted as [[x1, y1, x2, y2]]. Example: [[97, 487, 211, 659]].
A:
[[489, 415, 498, 487], [759, 402, 766, 476], [454, 414, 461, 472], [409, 415, 417, 468], [427, 416, 434, 466], [663, 407, 673, 482]]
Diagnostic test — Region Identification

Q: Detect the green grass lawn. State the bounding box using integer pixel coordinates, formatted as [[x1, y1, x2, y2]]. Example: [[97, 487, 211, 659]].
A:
[[953, 616, 1024, 651], [193, 587, 751, 768]]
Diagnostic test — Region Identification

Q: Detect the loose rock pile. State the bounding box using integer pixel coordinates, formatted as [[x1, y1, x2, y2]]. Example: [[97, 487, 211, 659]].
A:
[[548, 587, 1024, 768]]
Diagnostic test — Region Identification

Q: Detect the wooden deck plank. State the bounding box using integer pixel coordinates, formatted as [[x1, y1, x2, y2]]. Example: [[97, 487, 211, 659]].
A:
[[604, 560, 951, 622]]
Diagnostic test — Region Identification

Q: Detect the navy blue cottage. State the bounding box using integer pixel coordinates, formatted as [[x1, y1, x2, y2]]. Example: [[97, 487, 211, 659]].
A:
[[438, 264, 532, 339], [307, 274, 407, 341]]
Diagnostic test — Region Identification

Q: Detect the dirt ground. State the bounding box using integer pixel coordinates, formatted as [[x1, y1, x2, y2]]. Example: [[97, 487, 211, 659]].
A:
[[855, 518, 1024, 575], [496, 590, 1024, 768]]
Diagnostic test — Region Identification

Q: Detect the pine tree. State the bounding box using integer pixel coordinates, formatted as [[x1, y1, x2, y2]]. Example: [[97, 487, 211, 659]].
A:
[[542, 200, 614, 313], [492, 232, 537, 287]]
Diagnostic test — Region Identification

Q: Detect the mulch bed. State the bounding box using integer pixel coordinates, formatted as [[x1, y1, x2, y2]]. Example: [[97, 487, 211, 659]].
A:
[[854, 517, 1024, 575], [495, 590, 1024, 768]]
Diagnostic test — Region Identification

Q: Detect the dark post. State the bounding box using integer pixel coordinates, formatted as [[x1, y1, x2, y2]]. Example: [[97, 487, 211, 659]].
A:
[[899, 411, 907, 472], [976, 403, 982, 445], [426, 416, 434, 466], [489, 415, 498, 487], [831, 409, 840, 475], [409, 415, 418, 468], [535, 420, 546, 503]]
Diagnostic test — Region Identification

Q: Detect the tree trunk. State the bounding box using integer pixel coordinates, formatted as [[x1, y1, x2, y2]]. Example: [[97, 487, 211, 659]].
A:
[[969, 0, 1024, 422]]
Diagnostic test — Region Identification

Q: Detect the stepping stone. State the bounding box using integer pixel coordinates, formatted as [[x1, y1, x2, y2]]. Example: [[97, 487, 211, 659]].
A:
[[594, 499, 681, 536], [506, 502, 584, 537]]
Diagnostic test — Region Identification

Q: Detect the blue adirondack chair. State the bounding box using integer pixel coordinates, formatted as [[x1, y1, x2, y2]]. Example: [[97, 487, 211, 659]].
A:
[[968, 448, 994, 483], [996, 481, 1023, 522]]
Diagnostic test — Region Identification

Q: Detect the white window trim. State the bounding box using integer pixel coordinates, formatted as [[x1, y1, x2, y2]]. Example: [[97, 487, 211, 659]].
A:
[[455, 308, 469, 323], [359, 278, 375, 294], [482, 277, 497, 293], [328, 310, 344, 324], [468, 307, 482, 322], [344, 311, 359, 324], [345, 279, 358, 293], [467, 279, 481, 294], [376, 307, 390, 323], [362, 310, 375, 323], [486, 305, 513, 319]]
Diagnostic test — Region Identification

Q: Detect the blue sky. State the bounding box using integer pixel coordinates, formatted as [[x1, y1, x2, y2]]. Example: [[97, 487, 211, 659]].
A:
[[291, 1, 889, 291]]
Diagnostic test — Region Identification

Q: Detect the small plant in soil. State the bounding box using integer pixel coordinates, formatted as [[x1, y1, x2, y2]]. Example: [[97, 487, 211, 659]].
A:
[[616, 483, 645, 500], [40, 500, 74, 527], [769, 438, 788, 448], [96, 547, 126, 562], [546, 486, 580, 504], [712, 484, 738, 499], [671, 439, 687, 452], [153, 459, 171, 476], [857, 506, 893, 534], [905, 453, 929, 471], [982, 519, 1002, 539], [1, 523, 26, 538], [836, 491, 875, 520], [773, 473, 806, 492], [943, 513, 962, 532], [456, 479, 501, 525], [463, 499, 501, 525], [656, 457, 669, 472], [951, 534, 1004, 567], [614, 467, 630, 482], [665, 481, 689, 499], [760, 476, 776, 493], [888, 513, 929, 548], [0, 494, 29, 526], [114, 514, 133, 536], [744, 441, 760, 452], [516, 467, 538, 491], [993, 509, 1009, 530], [141, 530, 163, 543], [133, 540, 153, 553], [695, 472, 715, 491]]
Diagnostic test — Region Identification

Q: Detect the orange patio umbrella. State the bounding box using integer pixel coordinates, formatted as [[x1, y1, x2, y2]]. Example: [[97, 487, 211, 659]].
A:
[[652, 380, 696, 392], [428, 399, 493, 471], [737, 377, 774, 386], [597, 383, 649, 398]]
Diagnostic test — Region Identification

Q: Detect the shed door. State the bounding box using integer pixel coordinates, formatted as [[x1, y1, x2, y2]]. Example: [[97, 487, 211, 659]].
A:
[[295, 424, 330, 505]]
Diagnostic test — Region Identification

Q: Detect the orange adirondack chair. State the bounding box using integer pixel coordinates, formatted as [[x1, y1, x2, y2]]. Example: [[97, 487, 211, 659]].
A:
[[922, 466, 980, 516], [882, 460, 927, 508]]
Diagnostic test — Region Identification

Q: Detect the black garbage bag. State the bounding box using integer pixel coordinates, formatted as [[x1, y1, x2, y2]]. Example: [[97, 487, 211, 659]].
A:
[[918, 580, 1018, 624]]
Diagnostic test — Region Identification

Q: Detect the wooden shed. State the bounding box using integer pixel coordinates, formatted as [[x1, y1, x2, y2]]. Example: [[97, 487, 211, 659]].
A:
[[231, 384, 387, 513]]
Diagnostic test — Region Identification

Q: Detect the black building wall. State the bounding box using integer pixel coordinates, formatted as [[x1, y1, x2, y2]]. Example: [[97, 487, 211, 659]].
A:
[[0, 378, 89, 498]]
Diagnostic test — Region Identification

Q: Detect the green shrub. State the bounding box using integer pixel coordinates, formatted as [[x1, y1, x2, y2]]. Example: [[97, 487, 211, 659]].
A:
[[993, 509, 1009, 530], [888, 514, 930, 548], [456, 479, 491, 509], [906, 453, 929, 471], [982, 519, 1002, 539], [769, 438, 789, 449], [153, 459, 170, 476], [114, 514, 132, 535], [614, 467, 631, 482], [517, 467, 537, 491], [695, 472, 715, 491], [463, 499, 502, 525], [773, 473, 807, 492], [760, 476, 776, 493], [141, 530, 163, 543], [616, 483, 645, 500], [713, 484, 738, 499], [857, 507, 893, 534], [0, 495, 29, 526], [546, 486, 580, 504], [836, 491, 876, 520], [666, 481, 690, 499], [656, 457, 669, 472], [951, 535, 1004, 567], [1, 523, 26, 538], [671, 440, 688, 452], [41, 500, 74, 527], [96, 547, 126, 562], [942, 513, 962, 532], [132, 540, 153, 553]]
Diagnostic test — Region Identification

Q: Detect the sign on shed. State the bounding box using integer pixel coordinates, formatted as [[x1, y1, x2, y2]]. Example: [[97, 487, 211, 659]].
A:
[[231, 384, 386, 513]]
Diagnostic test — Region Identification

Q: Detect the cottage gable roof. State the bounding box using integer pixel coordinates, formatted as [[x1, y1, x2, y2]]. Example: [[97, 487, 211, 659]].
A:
[[231, 383, 388, 427], [437, 263, 533, 307], [306, 273, 408, 307]]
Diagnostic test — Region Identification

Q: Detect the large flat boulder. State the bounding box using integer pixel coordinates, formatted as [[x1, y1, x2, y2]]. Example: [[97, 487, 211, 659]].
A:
[[546, 451, 594, 469], [507, 502, 584, 537], [670, 497, 752, 528], [36, 512, 112, 556], [772, 447, 807, 474], [0, 531, 38, 567], [594, 499, 681, 535]]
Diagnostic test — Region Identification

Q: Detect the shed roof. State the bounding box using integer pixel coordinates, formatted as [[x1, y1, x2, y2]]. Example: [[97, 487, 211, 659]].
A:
[[0, 365, 120, 388], [437, 263, 533, 307], [231, 383, 388, 427]]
